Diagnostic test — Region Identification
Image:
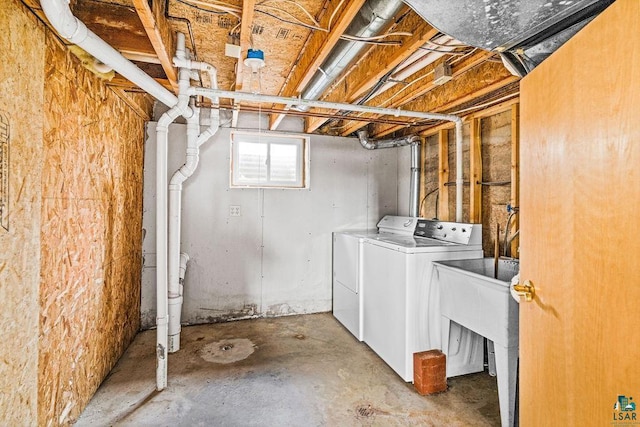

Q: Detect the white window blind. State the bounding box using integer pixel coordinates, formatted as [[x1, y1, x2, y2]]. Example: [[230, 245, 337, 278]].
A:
[[230, 131, 309, 189]]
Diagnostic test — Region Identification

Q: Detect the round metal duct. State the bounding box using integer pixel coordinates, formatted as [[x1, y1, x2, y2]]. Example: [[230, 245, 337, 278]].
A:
[[403, 0, 614, 75]]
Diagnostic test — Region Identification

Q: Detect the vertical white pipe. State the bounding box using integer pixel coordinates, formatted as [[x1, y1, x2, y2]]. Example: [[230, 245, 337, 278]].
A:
[[455, 119, 464, 222], [155, 108, 179, 391], [167, 108, 199, 353], [409, 141, 421, 217], [156, 59, 192, 392], [167, 56, 220, 353]]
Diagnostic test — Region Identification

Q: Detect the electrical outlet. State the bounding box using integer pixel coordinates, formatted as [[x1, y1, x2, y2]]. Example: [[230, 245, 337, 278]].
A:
[[229, 205, 241, 217]]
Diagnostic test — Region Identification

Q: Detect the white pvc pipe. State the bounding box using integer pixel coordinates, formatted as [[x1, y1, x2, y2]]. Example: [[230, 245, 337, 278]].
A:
[[455, 120, 463, 222], [40, 0, 181, 109], [190, 87, 461, 124], [191, 87, 465, 221], [167, 46, 220, 353], [410, 141, 421, 217], [156, 66, 192, 391], [167, 109, 198, 353]]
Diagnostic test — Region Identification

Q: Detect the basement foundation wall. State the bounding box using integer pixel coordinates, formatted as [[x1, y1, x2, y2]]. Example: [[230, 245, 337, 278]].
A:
[[1, 1, 149, 425], [140, 114, 406, 328]]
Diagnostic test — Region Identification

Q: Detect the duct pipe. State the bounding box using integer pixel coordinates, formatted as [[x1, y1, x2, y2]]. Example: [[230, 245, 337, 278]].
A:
[[409, 142, 421, 217], [167, 39, 220, 353], [296, 0, 405, 110], [41, 0, 182, 109], [357, 131, 420, 217], [357, 130, 419, 149]]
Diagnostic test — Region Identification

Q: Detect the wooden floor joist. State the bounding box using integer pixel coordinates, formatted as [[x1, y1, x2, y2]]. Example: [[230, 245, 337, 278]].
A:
[[304, 12, 438, 133], [269, 0, 367, 130], [335, 50, 495, 137], [469, 117, 482, 224], [235, 0, 256, 92], [132, 0, 178, 93], [368, 66, 519, 138]]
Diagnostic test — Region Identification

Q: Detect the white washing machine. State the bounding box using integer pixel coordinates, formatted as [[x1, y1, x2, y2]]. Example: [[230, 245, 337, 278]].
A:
[[332, 216, 419, 341], [362, 219, 485, 382]]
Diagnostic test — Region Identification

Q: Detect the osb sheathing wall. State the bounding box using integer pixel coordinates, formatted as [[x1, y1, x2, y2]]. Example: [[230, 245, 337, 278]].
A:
[[0, 2, 44, 424], [39, 34, 145, 425], [0, 1, 146, 425]]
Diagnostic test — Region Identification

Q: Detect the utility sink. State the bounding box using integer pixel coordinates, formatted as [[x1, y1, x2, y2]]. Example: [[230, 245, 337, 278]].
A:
[[432, 258, 519, 427]]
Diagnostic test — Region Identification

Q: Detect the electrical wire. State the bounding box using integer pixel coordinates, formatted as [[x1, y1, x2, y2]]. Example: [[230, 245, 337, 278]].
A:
[[177, 0, 241, 18], [257, 4, 325, 30], [417, 46, 472, 56], [258, 0, 320, 27], [339, 35, 402, 45], [426, 39, 468, 49], [327, 0, 345, 31], [255, 9, 327, 32], [229, 21, 241, 35], [166, 0, 199, 60]]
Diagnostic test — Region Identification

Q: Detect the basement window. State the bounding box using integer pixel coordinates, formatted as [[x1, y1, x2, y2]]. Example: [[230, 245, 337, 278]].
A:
[[230, 131, 309, 189]]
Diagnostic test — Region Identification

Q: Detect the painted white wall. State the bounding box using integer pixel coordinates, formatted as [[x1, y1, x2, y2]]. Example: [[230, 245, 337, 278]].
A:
[[141, 113, 410, 328]]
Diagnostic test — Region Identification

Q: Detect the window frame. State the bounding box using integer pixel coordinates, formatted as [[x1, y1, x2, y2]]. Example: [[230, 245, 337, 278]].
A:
[[230, 130, 310, 189]]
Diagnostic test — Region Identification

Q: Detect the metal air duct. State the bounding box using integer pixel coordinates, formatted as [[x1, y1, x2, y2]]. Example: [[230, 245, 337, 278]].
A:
[[297, 0, 406, 110], [357, 130, 421, 217], [403, 0, 614, 76]]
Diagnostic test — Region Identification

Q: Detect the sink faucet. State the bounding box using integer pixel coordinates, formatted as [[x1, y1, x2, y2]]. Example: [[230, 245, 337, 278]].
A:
[[503, 205, 519, 258]]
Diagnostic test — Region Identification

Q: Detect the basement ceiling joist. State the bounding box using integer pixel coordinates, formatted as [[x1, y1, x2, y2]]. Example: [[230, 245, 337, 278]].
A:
[[304, 10, 440, 133], [268, 0, 367, 130], [132, 0, 179, 92], [324, 49, 497, 137], [28, 0, 522, 135]]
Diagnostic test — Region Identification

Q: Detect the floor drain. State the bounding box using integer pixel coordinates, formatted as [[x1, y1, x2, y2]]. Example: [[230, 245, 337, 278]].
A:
[[199, 338, 255, 364], [356, 405, 375, 418]]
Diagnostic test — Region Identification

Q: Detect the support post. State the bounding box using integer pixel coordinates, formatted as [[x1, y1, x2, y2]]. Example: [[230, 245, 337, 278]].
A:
[[470, 118, 482, 223], [438, 129, 449, 221], [510, 103, 520, 257]]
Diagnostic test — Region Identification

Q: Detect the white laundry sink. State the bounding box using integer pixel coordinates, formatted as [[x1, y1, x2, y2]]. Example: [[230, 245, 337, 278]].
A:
[[432, 258, 519, 427]]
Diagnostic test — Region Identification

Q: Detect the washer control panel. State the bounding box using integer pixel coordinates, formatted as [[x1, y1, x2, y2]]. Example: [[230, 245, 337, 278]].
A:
[[414, 219, 481, 245]]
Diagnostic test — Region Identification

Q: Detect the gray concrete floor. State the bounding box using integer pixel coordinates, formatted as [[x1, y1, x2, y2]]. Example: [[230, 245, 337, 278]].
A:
[[75, 313, 500, 426]]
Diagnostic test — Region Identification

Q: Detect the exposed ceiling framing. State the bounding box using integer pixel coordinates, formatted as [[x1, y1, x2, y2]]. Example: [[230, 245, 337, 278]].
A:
[[27, 0, 522, 136]]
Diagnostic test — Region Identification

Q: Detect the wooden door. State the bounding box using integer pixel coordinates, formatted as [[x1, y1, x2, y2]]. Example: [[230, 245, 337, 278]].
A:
[[519, 0, 640, 425]]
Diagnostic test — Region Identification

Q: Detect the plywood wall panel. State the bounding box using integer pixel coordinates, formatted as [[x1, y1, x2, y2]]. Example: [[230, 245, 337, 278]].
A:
[[38, 31, 145, 425], [0, 1, 45, 424]]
